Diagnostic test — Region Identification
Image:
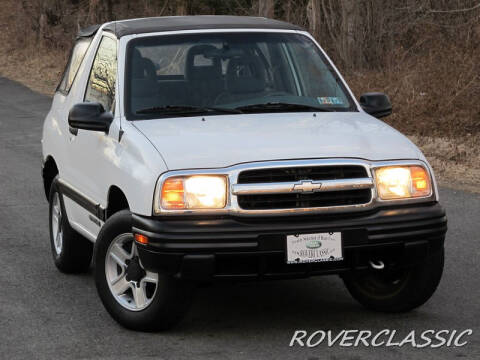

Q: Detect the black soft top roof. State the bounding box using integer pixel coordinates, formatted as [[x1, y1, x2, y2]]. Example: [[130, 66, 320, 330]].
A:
[[101, 15, 304, 38], [76, 24, 101, 38]]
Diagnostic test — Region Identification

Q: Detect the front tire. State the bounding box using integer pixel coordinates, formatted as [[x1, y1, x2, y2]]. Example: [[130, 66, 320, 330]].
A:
[[49, 177, 93, 273], [94, 210, 194, 331], [343, 247, 444, 313]]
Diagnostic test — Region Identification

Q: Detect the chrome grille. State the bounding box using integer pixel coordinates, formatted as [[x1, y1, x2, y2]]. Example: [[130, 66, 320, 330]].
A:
[[237, 189, 372, 210], [235, 165, 372, 210], [237, 165, 368, 183]]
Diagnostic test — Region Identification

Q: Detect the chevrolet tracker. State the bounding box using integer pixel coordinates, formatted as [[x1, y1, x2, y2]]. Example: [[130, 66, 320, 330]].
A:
[[41, 16, 447, 331]]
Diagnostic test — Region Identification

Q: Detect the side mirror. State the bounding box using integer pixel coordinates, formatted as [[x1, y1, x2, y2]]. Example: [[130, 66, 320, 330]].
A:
[[68, 102, 113, 133], [359, 92, 392, 118]]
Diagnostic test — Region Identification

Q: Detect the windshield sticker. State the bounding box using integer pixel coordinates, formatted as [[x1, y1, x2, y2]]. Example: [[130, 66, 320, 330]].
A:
[[317, 97, 343, 105]]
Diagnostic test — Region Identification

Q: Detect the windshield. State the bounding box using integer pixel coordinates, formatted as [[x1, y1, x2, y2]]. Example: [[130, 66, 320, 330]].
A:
[[125, 32, 356, 119]]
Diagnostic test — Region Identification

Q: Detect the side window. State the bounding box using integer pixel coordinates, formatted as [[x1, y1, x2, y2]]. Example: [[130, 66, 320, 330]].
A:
[[57, 37, 92, 94], [84, 36, 117, 112]]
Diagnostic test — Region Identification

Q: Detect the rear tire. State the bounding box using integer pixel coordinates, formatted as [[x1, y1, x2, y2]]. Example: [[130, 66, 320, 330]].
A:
[[48, 177, 93, 273], [343, 247, 444, 313], [94, 210, 194, 331]]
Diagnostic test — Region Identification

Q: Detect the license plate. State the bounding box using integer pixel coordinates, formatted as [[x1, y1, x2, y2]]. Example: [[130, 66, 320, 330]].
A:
[[286, 232, 343, 264]]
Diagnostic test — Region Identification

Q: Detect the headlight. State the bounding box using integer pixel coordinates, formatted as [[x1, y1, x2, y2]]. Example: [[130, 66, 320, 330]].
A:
[[374, 165, 432, 200], [158, 175, 227, 211]]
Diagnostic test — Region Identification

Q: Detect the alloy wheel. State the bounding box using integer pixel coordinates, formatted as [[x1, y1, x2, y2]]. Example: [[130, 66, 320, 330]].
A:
[[105, 233, 158, 311], [51, 192, 63, 255]]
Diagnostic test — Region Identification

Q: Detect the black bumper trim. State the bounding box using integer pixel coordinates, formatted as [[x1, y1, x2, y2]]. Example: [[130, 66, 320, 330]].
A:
[[132, 203, 446, 281]]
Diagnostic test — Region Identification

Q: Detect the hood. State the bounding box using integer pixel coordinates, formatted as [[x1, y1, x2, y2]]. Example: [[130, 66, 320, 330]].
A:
[[133, 112, 423, 170]]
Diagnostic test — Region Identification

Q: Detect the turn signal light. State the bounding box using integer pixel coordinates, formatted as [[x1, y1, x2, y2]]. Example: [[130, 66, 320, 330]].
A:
[[161, 178, 185, 209], [410, 166, 429, 192], [134, 233, 149, 245]]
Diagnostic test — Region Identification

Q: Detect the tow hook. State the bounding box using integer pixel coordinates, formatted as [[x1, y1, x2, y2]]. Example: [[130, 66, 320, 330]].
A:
[[369, 260, 385, 270]]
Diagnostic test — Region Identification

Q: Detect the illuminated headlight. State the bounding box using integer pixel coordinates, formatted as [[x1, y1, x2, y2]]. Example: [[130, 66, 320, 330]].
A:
[[156, 175, 227, 211], [374, 166, 432, 200]]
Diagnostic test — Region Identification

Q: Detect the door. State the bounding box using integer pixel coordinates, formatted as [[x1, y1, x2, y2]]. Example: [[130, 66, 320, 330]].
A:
[[46, 35, 93, 191], [63, 34, 118, 238]]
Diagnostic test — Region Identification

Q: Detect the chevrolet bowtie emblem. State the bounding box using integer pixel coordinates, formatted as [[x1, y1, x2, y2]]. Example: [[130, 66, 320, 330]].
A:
[[293, 180, 322, 193]]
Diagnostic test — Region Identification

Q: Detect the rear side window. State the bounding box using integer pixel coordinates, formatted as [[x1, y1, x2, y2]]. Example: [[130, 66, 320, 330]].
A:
[[57, 37, 92, 94], [84, 36, 118, 112]]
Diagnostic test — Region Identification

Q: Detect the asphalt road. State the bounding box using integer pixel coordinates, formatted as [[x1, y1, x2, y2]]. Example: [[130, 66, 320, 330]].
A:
[[0, 77, 479, 360]]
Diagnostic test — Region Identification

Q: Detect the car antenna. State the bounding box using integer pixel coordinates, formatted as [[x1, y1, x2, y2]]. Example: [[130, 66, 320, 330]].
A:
[[115, 16, 124, 142]]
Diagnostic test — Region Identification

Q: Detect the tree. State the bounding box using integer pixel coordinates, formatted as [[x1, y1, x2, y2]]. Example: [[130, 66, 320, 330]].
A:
[[176, 0, 189, 15], [307, 0, 321, 39], [87, 0, 113, 23], [258, 0, 274, 18], [339, 0, 357, 70]]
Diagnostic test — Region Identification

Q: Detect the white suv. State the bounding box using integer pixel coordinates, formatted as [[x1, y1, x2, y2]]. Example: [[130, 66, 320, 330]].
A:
[[41, 16, 447, 331]]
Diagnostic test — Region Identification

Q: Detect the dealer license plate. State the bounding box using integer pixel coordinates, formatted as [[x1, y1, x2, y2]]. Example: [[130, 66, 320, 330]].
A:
[[286, 232, 343, 264]]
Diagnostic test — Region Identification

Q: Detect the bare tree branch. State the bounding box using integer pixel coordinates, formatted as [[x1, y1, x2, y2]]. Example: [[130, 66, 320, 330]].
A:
[[428, 2, 480, 14]]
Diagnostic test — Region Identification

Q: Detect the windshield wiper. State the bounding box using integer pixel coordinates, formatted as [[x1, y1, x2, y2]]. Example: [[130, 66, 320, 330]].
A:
[[234, 102, 334, 113], [136, 105, 242, 115]]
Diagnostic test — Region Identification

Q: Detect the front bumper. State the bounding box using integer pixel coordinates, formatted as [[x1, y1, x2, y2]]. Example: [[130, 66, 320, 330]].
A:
[[133, 203, 447, 282]]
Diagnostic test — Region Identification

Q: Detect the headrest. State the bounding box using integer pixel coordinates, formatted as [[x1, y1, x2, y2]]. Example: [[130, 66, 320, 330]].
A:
[[226, 55, 266, 94], [185, 44, 222, 80], [132, 49, 156, 80]]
